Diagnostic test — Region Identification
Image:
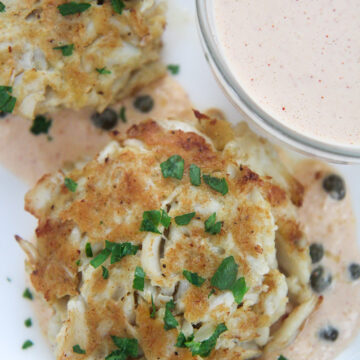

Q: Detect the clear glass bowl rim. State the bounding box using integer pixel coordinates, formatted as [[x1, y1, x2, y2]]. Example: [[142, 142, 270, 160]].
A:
[[195, 0, 360, 164]]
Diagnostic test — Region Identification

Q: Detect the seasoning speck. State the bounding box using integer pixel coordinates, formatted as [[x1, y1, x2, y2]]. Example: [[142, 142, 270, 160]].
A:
[[322, 174, 346, 200], [309, 243, 324, 264], [319, 326, 339, 342], [91, 108, 118, 130], [349, 263, 360, 281], [133, 95, 154, 113], [310, 266, 332, 293]]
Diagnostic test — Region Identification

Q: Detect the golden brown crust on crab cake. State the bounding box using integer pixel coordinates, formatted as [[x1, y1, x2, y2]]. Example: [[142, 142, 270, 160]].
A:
[[21, 119, 315, 360], [0, 0, 165, 118]]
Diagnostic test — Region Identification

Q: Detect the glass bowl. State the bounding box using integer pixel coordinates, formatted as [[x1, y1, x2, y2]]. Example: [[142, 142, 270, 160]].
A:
[[195, 0, 360, 163]]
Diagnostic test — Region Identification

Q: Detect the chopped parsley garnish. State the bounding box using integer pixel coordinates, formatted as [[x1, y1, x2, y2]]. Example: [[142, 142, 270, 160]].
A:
[[53, 44, 74, 56], [210, 256, 238, 290], [30, 115, 52, 135], [119, 106, 127, 123], [208, 289, 215, 298], [160, 209, 172, 228], [203, 174, 229, 195], [175, 212, 195, 226], [160, 155, 184, 180], [64, 177, 78, 192], [73, 344, 86, 354], [0, 2, 5, 12], [189, 164, 201, 186], [96, 67, 112, 75], [231, 277, 248, 304], [110, 241, 139, 264], [111, 0, 125, 14], [150, 295, 156, 318], [24, 318, 32, 328], [102, 266, 109, 279], [176, 332, 193, 348], [167, 64, 180, 75], [185, 323, 227, 357], [106, 336, 138, 360], [58, 2, 91, 16], [76, 259, 81, 266], [204, 212, 222, 235], [85, 242, 93, 257], [163, 300, 179, 330], [140, 209, 171, 234], [90, 247, 111, 268], [22, 340, 34, 350], [278, 356, 288, 360], [133, 266, 145, 291], [210, 256, 248, 304], [23, 288, 33, 300], [183, 270, 205, 287], [0, 86, 16, 113]]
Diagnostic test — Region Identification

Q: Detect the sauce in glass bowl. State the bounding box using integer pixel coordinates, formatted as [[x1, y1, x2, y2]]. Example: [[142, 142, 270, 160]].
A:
[[212, 0, 360, 148]]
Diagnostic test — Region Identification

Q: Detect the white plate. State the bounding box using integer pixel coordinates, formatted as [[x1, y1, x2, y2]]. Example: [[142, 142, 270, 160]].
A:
[[0, 1, 359, 359]]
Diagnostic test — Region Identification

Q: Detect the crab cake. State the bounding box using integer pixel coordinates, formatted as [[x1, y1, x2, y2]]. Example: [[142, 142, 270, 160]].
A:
[[0, 0, 165, 118], [18, 116, 318, 359]]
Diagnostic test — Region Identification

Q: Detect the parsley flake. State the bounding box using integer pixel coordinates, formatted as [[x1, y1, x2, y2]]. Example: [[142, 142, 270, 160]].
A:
[[0, 86, 16, 113], [30, 115, 52, 135], [164, 300, 179, 330], [110, 242, 139, 264], [85, 242, 93, 257], [167, 64, 180, 75], [185, 323, 227, 357], [176, 332, 193, 348], [111, 0, 125, 14], [231, 277, 248, 304], [119, 106, 127, 123], [203, 174, 228, 195], [133, 266, 146, 291], [140, 209, 171, 234], [211, 256, 238, 290], [183, 270, 205, 287], [23, 288, 33, 300], [75, 259, 81, 266], [64, 177, 78, 192], [90, 246, 111, 268], [73, 344, 86, 354], [102, 266, 109, 279], [150, 295, 156, 318], [53, 44, 74, 56], [22, 340, 34, 350], [0, 2, 5, 12], [24, 318, 32, 328], [278, 356, 288, 360], [204, 212, 222, 235], [96, 67, 112, 75], [208, 289, 215, 298], [160, 155, 184, 180], [189, 164, 201, 186], [58, 2, 91, 16], [175, 212, 195, 226], [106, 336, 138, 360]]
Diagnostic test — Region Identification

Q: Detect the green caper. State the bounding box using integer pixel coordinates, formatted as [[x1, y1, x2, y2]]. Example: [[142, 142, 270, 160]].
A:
[[310, 266, 332, 293], [91, 108, 118, 130], [309, 243, 324, 264], [322, 174, 346, 200], [349, 263, 360, 281], [319, 326, 339, 342], [133, 95, 154, 113]]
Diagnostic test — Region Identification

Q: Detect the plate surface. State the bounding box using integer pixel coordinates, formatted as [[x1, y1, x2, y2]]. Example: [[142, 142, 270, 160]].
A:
[[0, 1, 359, 359]]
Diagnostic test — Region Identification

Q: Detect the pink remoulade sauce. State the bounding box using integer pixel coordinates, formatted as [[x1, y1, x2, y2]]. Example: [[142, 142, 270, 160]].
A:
[[213, 0, 360, 147]]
